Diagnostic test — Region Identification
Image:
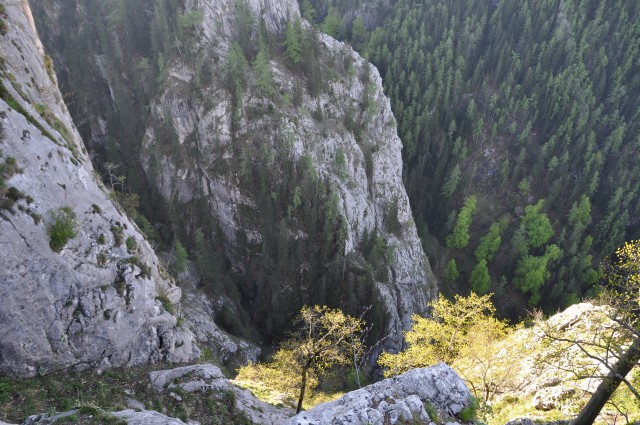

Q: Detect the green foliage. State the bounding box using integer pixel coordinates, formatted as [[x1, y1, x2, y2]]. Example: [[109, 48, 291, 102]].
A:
[[440, 164, 461, 198], [156, 295, 173, 314], [334, 148, 347, 180], [321, 7, 342, 38], [520, 200, 554, 250], [350, 16, 368, 51], [446, 195, 477, 249], [126, 236, 137, 253], [132, 212, 159, 242], [233, 0, 255, 57], [385, 200, 402, 235], [97, 251, 107, 267], [300, 0, 317, 22], [459, 396, 480, 422], [252, 42, 276, 98], [236, 306, 364, 413], [173, 239, 188, 273], [284, 19, 304, 67], [475, 219, 507, 262], [517, 178, 530, 196], [470, 259, 491, 295], [178, 9, 204, 29], [0, 365, 251, 425], [47, 206, 78, 252], [224, 42, 249, 130], [379, 293, 511, 377], [514, 244, 562, 305], [44, 54, 56, 81], [444, 259, 459, 283], [110, 225, 124, 246], [424, 402, 439, 423], [327, 0, 640, 313], [0, 81, 57, 143]]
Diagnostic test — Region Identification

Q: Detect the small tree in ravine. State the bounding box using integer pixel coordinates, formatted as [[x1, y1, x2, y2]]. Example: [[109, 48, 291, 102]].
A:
[[173, 239, 188, 273], [444, 258, 460, 283], [470, 259, 491, 295], [237, 306, 364, 413], [446, 195, 477, 249], [284, 19, 303, 68]]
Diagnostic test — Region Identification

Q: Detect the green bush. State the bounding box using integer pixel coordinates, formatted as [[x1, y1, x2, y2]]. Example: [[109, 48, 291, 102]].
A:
[[155, 295, 173, 314], [47, 206, 77, 252], [459, 396, 480, 422], [111, 225, 124, 246], [126, 236, 137, 253]]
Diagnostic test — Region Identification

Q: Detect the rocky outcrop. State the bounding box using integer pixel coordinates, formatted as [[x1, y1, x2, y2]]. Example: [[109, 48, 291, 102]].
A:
[[149, 363, 295, 424], [0, 1, 197, 377], [181, 286, 260, 366], [285, 363, 470, 425], [140, 0, 435, 348], [19, 409, 194, 425]]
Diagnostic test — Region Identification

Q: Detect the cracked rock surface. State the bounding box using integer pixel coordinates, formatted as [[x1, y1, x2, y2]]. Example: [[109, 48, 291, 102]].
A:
[[0, 1, 197, 377], [149, 363, 294, 425], [285, 363, 470, 425]]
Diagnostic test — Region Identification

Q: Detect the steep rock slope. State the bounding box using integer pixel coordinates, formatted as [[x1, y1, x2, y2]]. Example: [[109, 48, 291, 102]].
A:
[[0, 1, 197, 377], [143, 0, 435, 345], [30, 0, 436, 348]]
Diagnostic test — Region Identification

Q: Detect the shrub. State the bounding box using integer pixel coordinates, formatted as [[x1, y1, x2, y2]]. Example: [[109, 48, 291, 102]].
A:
[[111, 225, 124, 246], [459, 396, 480, 422], [47, 206, 77, 252], [126, 236, 137, 253], [156, 295, 173, 314], [122, 256, 150, 278]]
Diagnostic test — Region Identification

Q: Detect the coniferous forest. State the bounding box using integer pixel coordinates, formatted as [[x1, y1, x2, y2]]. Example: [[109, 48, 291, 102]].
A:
[[4, 0, 640, 422], [302, 0, 640, 316]]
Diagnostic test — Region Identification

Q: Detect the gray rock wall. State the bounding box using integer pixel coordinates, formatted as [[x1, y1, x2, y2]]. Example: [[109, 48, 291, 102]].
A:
[[0, 1, 197, 377], [141, 0, 436, 349]]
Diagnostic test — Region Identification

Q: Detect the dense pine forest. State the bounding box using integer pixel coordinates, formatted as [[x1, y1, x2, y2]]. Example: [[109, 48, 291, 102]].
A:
[[302, 0, 640, 316]]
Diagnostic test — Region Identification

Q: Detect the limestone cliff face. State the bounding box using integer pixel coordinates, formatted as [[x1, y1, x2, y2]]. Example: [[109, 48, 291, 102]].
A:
[[28, 0, 437, 350], [0, 1, 197, 377], [141, 0, 435, 348]]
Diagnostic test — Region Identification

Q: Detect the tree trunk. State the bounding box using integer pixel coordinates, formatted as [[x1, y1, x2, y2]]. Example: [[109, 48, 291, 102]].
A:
[[296, 367, 308, 414], [573, 337, 640, 425]]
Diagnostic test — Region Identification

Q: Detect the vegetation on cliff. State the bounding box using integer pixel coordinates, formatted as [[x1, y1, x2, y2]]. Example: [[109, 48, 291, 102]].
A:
[[301, 0, 640, 317]]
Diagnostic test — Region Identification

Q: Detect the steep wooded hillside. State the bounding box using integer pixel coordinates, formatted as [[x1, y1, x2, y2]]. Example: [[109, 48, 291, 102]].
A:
[[303, 0, 640, 315]]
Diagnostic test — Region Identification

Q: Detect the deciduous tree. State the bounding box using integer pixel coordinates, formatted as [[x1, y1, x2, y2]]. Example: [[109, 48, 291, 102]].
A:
[[378, 293, 509, 377], [237, 306, 364, 413]]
